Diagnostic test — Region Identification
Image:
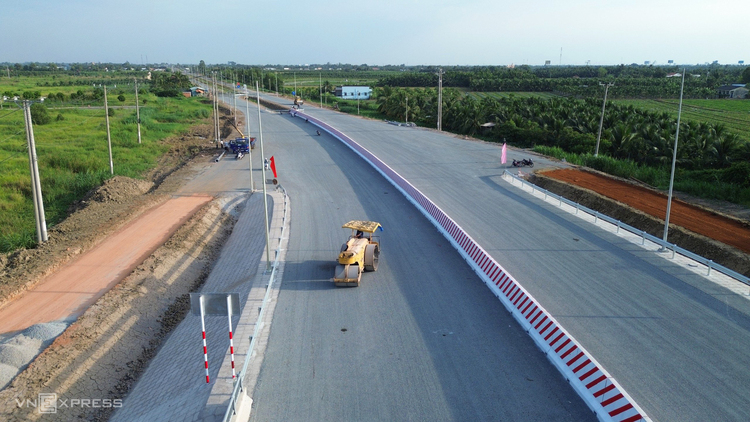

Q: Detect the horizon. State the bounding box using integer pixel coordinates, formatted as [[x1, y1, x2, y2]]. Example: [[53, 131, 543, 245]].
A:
[[4, 0, 748, 66]]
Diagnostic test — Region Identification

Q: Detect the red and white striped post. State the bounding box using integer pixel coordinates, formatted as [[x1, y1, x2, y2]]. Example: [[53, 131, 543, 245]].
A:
[[227, 295, 236, 379], [200, 296, 210, 383]]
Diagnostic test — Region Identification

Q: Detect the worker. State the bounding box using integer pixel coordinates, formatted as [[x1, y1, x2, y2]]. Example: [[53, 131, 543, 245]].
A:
[[355, 230, 364, 239], [316, 130, 320, 136]]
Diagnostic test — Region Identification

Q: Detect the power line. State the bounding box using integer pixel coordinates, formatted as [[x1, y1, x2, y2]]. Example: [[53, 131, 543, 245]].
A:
[[0, 107, 22, 120]]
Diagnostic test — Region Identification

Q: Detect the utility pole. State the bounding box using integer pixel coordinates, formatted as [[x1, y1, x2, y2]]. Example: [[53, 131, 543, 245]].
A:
[[215, 75, 221, 148], [104, 85, 113, 175], [319, 72, 322, 109], [134, 78, 142, 144], [437, 68, 443, 131], [233, 79, 237, 127], [213, 73, 219, 148], [275, 72, 278, 95], [23, 101, 48, 243], [594, 82, 614, 156], [294, 72, 297, 101], [256, 82, 271, 271]]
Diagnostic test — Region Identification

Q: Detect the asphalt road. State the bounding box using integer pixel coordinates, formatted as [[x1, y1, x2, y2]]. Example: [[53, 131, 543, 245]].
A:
[[248, 97, 750, 422], [229, 95, 595, 421]]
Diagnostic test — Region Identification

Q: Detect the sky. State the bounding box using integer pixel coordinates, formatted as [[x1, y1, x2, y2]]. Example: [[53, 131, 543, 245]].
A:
[[3, 0, 748, 66]]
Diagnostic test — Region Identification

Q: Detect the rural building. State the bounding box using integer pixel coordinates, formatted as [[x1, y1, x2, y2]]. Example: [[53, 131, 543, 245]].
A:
[[335, 86, 372, 100], [717, 84, 748, 99]]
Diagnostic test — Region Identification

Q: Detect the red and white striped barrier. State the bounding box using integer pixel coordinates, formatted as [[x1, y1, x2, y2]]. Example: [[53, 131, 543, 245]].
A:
[[199, 296, 210, 384], [292, 110, 649, 422], [227, 295, 236, 379]]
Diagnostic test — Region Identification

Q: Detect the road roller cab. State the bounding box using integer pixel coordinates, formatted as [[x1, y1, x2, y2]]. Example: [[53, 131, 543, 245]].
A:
[[333, 220, 381, 287]]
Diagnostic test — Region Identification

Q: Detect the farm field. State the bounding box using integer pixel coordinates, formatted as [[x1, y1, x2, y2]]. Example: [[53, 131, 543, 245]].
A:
[[0, 74, 213, 251], [614, 98, 750, 142]]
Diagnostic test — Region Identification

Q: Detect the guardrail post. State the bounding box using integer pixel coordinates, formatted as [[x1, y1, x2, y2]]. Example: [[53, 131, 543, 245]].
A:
[[707, 260, 713, 276], [671, 245, 676, 259], [641, 231, 646, 245], [616, 221, 621, 234], [575, 204, 579, 215], [594, 212, 598, 224]]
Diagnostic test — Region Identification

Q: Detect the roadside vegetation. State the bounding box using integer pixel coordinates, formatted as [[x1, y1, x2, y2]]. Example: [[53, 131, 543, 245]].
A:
[[0, 68, 209, 252]]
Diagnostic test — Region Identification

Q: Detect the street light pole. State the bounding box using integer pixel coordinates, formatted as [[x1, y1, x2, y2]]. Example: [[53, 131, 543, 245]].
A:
[[594, 82, 614, 157], [245, 90, 253, 191], [662, 70, 686, 244], [256, 81, 271, 271], [437, 68, 443, 131]]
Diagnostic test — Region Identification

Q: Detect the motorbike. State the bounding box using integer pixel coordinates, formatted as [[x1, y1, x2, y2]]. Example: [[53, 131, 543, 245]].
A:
[[512, 158, 534, 168]]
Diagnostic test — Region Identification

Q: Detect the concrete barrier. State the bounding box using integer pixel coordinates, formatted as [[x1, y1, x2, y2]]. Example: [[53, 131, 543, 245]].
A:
[[292, 110, 649, 422]]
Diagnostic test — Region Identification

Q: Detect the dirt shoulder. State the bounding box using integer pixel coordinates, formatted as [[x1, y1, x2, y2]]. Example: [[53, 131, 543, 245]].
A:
[[532, 167, 750, 277], [0, 104, 246, 420]]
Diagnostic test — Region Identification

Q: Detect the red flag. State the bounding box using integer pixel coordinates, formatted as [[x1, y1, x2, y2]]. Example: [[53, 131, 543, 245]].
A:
[[269, 156, 277, 178], [501, 143, 507, 164]]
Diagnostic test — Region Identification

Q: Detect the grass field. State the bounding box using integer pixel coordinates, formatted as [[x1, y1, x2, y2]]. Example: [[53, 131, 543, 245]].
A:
[[0, 78, 212, 252], [614, 99, 750, 142]]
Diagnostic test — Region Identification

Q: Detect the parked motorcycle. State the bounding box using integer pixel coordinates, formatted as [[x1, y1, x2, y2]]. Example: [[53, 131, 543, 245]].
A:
[[512, 158, 534, 168]]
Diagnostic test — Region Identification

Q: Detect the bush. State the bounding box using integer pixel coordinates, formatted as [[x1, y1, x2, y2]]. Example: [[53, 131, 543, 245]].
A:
[[107, 108, 115, 117], [30, 103, 51, 125], [117, 94, 126, 102], [154, 89, 180, 98], [721, 161, 750, 187], [56, 113, 64, 121]]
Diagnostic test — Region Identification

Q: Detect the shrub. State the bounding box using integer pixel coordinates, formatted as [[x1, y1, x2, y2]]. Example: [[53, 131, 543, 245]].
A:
[[117, 94, 126, 102], [56, 113, 64, 121], [108, 108, 115, 117], [30, 103, 51, 125]]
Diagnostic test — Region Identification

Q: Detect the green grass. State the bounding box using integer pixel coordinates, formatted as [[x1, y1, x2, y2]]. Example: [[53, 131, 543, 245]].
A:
[[614, 99, 750, 142], [0, 80, 212, 252]]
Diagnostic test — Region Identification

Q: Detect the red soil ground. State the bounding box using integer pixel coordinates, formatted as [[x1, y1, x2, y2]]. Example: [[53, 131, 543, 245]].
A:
[[543, 168, 750, 255]]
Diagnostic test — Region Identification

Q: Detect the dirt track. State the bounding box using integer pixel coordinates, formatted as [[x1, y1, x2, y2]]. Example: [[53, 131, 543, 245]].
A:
[[542, 168, 750, 254]]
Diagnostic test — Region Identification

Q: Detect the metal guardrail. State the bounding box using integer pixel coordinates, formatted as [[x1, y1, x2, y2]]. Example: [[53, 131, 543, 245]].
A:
[[223, 184, 289, 422], [503, 170, 750, 287]]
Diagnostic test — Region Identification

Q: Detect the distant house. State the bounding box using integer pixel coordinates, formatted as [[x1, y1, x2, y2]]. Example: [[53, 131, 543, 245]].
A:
[[717, 84, 748, 99], [334, 86, 372, 100], [188, 87, 205, 97]]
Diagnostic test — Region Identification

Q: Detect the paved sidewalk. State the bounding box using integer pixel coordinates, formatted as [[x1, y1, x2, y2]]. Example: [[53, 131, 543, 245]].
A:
[[112, 188, 285, 422]]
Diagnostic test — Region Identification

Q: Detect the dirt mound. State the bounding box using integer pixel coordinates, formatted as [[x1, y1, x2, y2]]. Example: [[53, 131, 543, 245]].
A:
[[86, 176, 153, 204], [0, 121, 223, 311], [531, 169, 750, 277]]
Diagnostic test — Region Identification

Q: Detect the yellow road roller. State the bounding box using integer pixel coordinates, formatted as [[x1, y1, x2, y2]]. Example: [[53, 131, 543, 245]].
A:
[[333, 220, 381, 287]]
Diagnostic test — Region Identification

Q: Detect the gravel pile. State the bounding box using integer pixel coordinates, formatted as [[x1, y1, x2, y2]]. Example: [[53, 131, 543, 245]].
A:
[[0, 322, 70, 390]]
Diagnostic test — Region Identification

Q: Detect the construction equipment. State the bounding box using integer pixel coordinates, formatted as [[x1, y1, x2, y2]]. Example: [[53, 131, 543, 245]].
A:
[[333, 220, 381, 287], [226, 137, 256, 159]]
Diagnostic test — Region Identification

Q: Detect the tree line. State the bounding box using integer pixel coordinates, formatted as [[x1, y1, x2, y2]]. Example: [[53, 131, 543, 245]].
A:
[[376, 65, 750, 99], [375, 87, 749, 173]]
